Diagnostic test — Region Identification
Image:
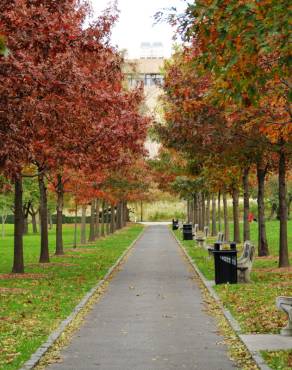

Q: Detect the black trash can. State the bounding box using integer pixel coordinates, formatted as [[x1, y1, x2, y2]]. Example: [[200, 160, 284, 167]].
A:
[[183, 224, 193, 240], [212, 250, 237, 284]]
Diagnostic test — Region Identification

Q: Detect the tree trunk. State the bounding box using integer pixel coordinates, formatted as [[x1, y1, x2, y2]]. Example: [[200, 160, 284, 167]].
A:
[[38, 172, 50, 263], [278, 148, 289, 267], [243, 167, 250, 241], [55, 174, 64, 255], [189, 199, 193, 224], [110, 204, 115, 233], [124, 201, 128, 226], [257, 162, 269, 256], [218, 191, 222, 232], [198, 193, 203, 230], [232, 188, 240, 243], [120, 201, 124, 227], [140, 200, 143, 222], [31, 211, 38, 234], [23, 217, 28, 235], [12, 175, 24, 273], [211, 194, 217, 236], [105, 203, 110, 235], [95, 199, 100, 239], [187, 199, 190, 223], [88, 200, 95, 242], [73, 204, 78, 248], [202, 193, 206, 228], [101, 200, 105, 236], [206, 194, 210, 227], [81, 205, 86, 244], [223, 192, 229, 242], [38, 212, 41, 235], [48, 210, 53, 230], [193, 194, 198, 226], [116, 202, 121, 229]]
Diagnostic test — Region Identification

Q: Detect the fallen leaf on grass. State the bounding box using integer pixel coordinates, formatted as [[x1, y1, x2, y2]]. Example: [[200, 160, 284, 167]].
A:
[[27, 263, 78, 268], [0, 287, 28, 294], [0, 273, 46, 280]]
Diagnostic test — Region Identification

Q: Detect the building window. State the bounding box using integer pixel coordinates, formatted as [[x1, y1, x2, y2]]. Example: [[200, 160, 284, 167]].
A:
[[144, 74, 164, 86]]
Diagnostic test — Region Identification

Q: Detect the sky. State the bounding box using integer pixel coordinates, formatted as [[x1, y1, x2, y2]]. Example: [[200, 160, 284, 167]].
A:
[[91, 0, 186, 58]]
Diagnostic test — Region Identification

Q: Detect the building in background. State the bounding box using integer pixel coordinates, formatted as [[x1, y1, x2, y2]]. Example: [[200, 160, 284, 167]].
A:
[[123, 47, 164, 158], [140, 41, 164, 59]]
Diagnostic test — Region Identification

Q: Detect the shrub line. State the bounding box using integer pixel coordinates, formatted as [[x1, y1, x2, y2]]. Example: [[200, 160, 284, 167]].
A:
[[170, 230, 271, 370], [20, 226, 146, 370]]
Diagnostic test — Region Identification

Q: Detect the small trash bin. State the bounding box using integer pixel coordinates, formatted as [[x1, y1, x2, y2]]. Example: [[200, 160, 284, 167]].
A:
[[183, 224, 193, 240], [172, 219, 179, 230], [212, 249, 237, 284]]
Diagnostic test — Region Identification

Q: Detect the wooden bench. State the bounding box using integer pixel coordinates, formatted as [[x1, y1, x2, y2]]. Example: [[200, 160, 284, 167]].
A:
[[237, 241, 255, 283]]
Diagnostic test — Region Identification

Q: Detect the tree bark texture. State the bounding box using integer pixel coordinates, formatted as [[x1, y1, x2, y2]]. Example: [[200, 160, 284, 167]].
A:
[[105, 203, 110, 235], [101, 200, 105, 236], [55, 174, 64, 255], [31, 208, 38, 234], [23, 217, 28, 235], [88, 200, 95, 242], [140, 200, 143, 222], [48, 210, 53, 230], [193, 194, 198, 226], [190, 199, 194, 224], [202, 193, 206, 228], [243, 167, 250, 241], [198, 193, 203, 230], [206, 194, 210, 228], [257, 162, 269, 256], [73, 204, 78, 248], [95, 199, 100, 239], [223, 192, 230, 242], [278, 148, 289, 267], [232, 188, 240, 243], [12, 175, 24, 273], [218, 191, 222, 232], [121, 201, 125, 228], [81, 204, 87, 244], [116, 202, 121, 229], [110, 204, 115, 233], [211, 194, 217, 236], [38, 172, 50, 263], [124, 201, 128, 225]]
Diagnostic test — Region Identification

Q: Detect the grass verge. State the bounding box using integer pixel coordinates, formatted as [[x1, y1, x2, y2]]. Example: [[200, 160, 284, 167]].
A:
[[0, 223, 144, 370], [261, 350, 292, 370], [174, 220, 292, 370]]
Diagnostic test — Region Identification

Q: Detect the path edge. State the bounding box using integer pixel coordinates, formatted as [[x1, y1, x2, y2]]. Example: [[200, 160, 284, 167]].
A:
[[20, 226, 147, 370], [170, 229, 271, 370]]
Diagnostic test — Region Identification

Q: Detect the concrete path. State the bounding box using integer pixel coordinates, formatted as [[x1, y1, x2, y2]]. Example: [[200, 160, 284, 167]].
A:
[[47, 226, 236, 370]]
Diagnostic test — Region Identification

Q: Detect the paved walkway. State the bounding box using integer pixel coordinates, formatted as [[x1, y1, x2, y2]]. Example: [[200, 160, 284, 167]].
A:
[[48, 226, 236, 370]]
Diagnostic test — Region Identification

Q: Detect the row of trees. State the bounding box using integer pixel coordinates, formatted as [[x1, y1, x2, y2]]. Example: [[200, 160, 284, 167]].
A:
[[0, 1, 150, 273], [155, 0, 291, 266]]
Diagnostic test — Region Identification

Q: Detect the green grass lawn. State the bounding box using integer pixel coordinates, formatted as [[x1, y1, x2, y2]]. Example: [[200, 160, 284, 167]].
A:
[[261, 350, 292, 370], [174, 220, 292, 370], [0, 223, 144, 370]]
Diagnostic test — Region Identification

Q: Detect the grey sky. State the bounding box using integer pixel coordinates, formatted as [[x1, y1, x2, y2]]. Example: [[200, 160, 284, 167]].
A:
[[91, 0, 186, 58]]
